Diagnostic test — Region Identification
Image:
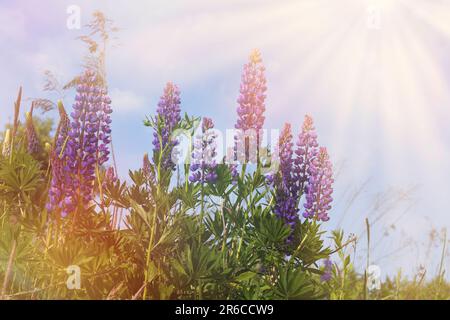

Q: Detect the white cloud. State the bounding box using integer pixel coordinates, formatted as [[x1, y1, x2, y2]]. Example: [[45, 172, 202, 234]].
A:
[[109, 88, 146, 112]]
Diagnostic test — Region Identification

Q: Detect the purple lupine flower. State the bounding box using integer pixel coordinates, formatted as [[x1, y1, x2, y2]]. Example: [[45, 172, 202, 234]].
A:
[[321, 258, 333, 282], [189, 117, 218, 183], [229, 164, 239, 184], [25, 110, 41, 155], [226, 146, 239, 184], [47, 104, 70, 213], [264, 173, 274, 185], [152, 82, 181, 171], [303, 147, 333, 222], [235, 49, 267, 163], [235, 49, 267, 132], [47, 69, 112, 216], [273, 123, 298, 229], [293, 115, 318, 195]]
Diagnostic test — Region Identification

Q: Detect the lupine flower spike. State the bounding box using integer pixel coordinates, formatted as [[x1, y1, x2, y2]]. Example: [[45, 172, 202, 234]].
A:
[[274, 123, 298, 229], [152, 82, 181, 171], [47, 103, 70, 213], [189, 117, 218, 183], [25, 105, 42, 155], [235, 49, 267, 163], [321, 258, 333, 282], [294, 115, 319, 196], [47, 69, 113, 217], [303, 147, 333, 222]]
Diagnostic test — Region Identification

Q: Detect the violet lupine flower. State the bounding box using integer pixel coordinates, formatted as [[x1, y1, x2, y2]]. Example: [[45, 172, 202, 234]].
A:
[[229, 164, 239, 184], [235, 49, 267, 132], [152, 82, 181, 171], [303, 147, 334, 222], [274, 123, 298, 229], [25, 111, 41, 155], [189, 117, 218, 183], [47, 104, 70, 213], [225, 146, 239, 184], [293, 115, 318, 195], [47, 150, 65, 213], [321, 258, 333, 282], [235, 49, 267, 162], [47, 69, 112, 216], [47, 103, 71, 213]]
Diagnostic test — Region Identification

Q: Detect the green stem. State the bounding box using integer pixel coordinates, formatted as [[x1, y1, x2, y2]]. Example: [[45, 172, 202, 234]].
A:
[[142, 133, 163, 300]]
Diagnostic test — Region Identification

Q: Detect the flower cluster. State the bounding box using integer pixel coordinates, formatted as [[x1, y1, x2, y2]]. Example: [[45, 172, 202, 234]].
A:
[[152, 82, 181, 171], [273, 123, 298, 228], [189, 117, 218, 183], [47, 103, 71, 213], [235, 49, 267, 132], [303, 147, 333, 222], [47, 69, 112, 216], [294, 115, 318, 195], [234, 49, 267, 163], [320, 258, 333, 282], [273, 116, 333, 230]]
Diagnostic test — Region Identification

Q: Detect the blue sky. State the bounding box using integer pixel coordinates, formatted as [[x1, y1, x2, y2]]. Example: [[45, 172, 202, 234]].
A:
[[1, 0, 449, 278]]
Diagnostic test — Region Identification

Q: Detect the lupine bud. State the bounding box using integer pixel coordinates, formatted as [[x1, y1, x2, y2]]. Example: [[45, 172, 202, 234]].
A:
[[54, 101, 70, 156], [104, 166, 117, 186], [44, 142, 52, 153], [2, 129, 11, 157], [142, 152, 155, 183], [25, 111, 41, 155]]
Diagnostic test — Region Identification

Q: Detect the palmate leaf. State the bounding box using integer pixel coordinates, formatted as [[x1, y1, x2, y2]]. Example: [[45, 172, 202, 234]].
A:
[[234, 271, 258, 283], [272, 267, 316, 300], [251, 211, 291, 246], [204, 209, 226, 239], [171, 244, 221, 287], [0, 152, 42, 196], [294, 221, 331, 266], [207, 164, 236, 197]]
